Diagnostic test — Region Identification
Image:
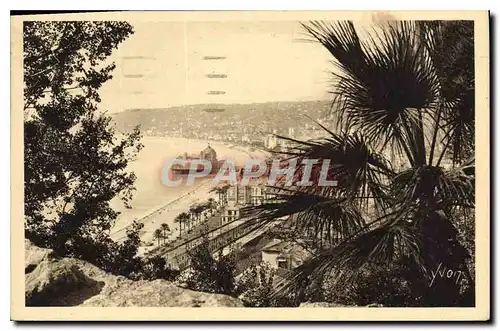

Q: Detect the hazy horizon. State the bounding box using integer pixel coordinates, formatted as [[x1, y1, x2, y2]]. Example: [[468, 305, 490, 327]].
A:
[[110, 98, 332, 113], [99, 21, 334, 113]]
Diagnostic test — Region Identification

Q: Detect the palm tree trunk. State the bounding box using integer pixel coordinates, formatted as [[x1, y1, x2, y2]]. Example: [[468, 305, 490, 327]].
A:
[[428, 103, 443, 166], [415, 110, 427, 165], [399, 116, 419, 166]]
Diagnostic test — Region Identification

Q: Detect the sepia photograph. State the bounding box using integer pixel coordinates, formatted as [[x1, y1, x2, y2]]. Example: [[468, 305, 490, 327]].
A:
[[10, 10, 490, 321]]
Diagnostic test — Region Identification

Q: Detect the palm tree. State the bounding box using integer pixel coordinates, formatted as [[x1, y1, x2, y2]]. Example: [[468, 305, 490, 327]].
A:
[[189, 204, 207, 227], [181, 212, 191, 233], [198, 204, 209, 222], [207, 198, 217, 215], [212, 184, 230, 207], [243, 21, 474, 306], [195, 206, 204, 224], [174, 212, 189, 238], [174, 214, 182, 237], [188, 205, 197, 229], [160, 223, 170, 244], [153, 229, 163, 247]]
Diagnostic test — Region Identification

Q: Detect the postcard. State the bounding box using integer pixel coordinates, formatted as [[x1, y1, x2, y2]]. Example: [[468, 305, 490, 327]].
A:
[[11, 10, 490, 321]]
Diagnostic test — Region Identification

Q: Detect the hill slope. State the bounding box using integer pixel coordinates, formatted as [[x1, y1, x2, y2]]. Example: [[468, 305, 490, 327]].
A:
[[111, 100, 334, 141]]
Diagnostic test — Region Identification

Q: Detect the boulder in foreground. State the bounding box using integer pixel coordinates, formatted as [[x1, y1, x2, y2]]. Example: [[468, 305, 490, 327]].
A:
[[24, 240, 243, 307]]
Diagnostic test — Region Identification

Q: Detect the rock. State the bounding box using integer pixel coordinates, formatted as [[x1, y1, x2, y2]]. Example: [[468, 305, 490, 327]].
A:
[[25, 258, 101, 306], [25, 239, 56, 273], [81, 278, 243, 307], [24, 240, 243, 307]]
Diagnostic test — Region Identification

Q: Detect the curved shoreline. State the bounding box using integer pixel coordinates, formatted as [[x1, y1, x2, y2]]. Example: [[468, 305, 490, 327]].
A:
[[109, 179, 211, 241], [109, 136, 268, 245]]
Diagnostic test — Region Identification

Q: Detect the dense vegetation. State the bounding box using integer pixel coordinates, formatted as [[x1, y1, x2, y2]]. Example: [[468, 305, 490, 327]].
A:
[[23, 21, 178, 281], [179, 239, 292, 307], [177, 238, 236, 295]]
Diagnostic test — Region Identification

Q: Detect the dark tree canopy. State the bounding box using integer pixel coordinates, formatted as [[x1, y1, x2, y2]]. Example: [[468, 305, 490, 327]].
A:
[[23, 21, 143, 259]]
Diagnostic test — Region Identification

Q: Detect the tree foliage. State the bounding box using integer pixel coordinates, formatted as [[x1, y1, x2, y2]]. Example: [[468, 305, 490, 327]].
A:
[[23, 21, 145, 275], [141, 254, 180, 281], [179, 238, 236, 294], [235, 262, 290, 307], [321, 262, 419, 306], [242, 20, 475, 306]]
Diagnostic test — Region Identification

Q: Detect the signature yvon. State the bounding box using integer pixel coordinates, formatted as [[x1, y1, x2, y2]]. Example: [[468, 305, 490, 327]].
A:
[[429, 262, 463, 287]]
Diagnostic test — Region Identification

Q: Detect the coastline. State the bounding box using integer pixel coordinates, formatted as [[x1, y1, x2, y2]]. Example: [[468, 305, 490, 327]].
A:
[[109, 135, 268, 254]]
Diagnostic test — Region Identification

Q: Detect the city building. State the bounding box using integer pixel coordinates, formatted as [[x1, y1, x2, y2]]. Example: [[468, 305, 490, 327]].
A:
[[227, 185, 251, 205], [220, 205, 240, 225], [226, 184, 273, 206], [264, 134, 278, 150], [261, 239, 310, 270]]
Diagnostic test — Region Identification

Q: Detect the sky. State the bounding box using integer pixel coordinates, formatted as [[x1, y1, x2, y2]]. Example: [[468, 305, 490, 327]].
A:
[[99, 21, 334, 113]]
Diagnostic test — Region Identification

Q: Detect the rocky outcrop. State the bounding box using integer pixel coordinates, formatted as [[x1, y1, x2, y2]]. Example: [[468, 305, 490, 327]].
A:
[[24, 240, 243, 307]]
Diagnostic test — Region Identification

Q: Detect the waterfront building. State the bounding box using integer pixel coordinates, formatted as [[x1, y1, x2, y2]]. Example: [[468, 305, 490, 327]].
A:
[[200, 144, 217, 163], [171, 143, 221, 175]]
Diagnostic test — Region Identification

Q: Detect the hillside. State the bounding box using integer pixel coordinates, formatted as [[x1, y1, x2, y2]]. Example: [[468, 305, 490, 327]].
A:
[[110, 100, 335, 142]]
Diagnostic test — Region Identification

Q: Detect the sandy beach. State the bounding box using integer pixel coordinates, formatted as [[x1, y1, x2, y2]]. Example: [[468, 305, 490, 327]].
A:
[[109, 136, 268, 251]]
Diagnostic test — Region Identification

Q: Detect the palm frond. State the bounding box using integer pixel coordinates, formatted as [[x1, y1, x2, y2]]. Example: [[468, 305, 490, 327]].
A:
[[271, 212, 426, 300], [436, 159, 475, 209], [291, 198, 366, 247], [290, 132, 394, 210], [239, 187, 332, 221], [391, 161, 474, 211], [303, 21, 439, 166], [419, 21, 474, 165], [240, 186, 368, 248], [440, 96, 475, 165]]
